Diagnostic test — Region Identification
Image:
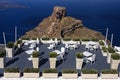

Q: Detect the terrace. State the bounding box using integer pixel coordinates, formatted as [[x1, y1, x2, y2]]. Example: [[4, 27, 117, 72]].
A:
[[0, 38, 120, 79]]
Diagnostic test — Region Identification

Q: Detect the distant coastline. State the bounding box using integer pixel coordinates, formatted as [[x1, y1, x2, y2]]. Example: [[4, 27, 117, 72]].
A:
[[0, 3, 28, 9]]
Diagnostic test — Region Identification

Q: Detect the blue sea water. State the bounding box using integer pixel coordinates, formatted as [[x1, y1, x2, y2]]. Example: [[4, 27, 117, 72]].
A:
[[0, 0, 120, 46]]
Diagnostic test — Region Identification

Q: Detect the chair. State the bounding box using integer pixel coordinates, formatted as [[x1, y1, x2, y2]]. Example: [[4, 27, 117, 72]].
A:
[[65, 44, 69, 50], [87, 54, 96, 65], [61, 47, 65, 53]]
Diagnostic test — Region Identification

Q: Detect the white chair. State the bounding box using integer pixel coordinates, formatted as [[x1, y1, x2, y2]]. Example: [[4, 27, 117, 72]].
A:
[[65, 44, 69, 50], [48, 43, 55, 49], [87, 54, 96, 65], [55, 38, 58, 45], [61, 47, 65, 53]]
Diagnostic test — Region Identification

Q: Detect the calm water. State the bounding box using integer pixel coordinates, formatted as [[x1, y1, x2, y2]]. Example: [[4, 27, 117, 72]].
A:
[[0, 0, 120, 46]]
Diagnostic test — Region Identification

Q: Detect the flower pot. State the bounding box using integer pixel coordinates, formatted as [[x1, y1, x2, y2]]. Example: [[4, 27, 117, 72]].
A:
[[107, 53, 111, 63], [4, 72, 20, 78], [81, 73, 98, 79], [76, 58, 83, 69], [49, 58, 56, 68], [101, 73, 118, 79], [43, 73, 57, 78], [5, 48, 13, 57], [62, 73, 77, 79], [101, 50, 107, 57], [24, 73, 39, 78], [32, 58, 39, 68], [111, 58, 120, 69], [0, 58, 5, 68]]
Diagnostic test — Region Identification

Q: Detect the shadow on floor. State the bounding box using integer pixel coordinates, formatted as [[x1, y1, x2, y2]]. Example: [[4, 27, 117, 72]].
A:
[[56, 60, 63, 67], [14, 48, 25, 57], [5, 57, 19, 67], [39, 58, 48, 67]]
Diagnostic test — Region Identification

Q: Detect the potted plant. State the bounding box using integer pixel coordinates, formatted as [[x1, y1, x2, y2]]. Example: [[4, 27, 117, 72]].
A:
[[21, 37, 29, 43], [24, 68, 39, 78], [42, 37, 50, 41], [99, 40, 104, 46], [99, 40, 104, 49], [81, 39, 90, 45], [101, 46, 108, 56], [62, 69, 77, 79], [101, 69, 118, 79], [32, 51, 39, 68], [81, 69, 98, 79], [107, 47, 115, 63], [43, 68, 57, 78], [91, 38, 99, 42], [4, 68, 20, 78], [73, 38, 80, 41], [63, 38, 71, 41], [49, 52, 57, 68], [0, 50, 5, 68], [16, 39, 22, 48], [110, 53, 120, 69], [5, 42, 14, 57], [75, 52, 83, 69]]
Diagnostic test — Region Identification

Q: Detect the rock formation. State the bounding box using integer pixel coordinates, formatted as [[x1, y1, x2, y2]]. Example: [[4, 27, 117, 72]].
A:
[[51, 6, 66, 22], [23, 6, 104, 40]]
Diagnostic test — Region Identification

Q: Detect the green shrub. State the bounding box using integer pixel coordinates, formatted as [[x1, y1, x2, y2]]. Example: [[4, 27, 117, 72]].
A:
[[7, 42, 14, 48], [16, 40, 22, 44], [24, 68, 39, 73], [63, 69, 77, 73], [82, 69, 98, 74], [101, 69, 117, 74], [91, 38, 99, 42], [43, 68, 57, 73], [76, 52, 83, 58], [108, 47, 115, 53], [63, 38, 71, 41], [82, 39, 90, 41], [73, 38, 80, 41], [102, 47, 107, 52], [32, 51, 39, 58], [5, 68, 19, 73], [32, 37, 37, 40], [99, 41, 104, 45], [0, 50, 6, 57], [42, 37, 50, 40], [111, 53, 120, 60], [21, 37, 29, 40], [49, 52, 57, 58]]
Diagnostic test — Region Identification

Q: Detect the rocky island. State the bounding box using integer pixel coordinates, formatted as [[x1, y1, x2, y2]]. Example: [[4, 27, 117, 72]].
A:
[[24, 6, 104, 40]]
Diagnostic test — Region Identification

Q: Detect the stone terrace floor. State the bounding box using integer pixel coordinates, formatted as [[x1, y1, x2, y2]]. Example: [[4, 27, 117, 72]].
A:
[[0, 42, 120, 77]]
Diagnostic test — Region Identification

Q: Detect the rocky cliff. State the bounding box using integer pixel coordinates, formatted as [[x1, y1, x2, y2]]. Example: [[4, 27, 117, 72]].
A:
[[24, 6, 104, 39]]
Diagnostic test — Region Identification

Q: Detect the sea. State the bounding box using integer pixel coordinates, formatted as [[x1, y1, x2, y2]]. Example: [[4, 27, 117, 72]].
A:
[[0, 0, 120, 46]]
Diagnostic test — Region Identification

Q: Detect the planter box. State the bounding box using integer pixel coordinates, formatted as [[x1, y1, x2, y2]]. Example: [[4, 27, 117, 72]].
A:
[[81, 73, 98, 79], [5, 48, 13, 57], [101, 73, 118, 79], [4, 72, 20, 78], [111, 59, 120, 69], [49, 58, 56, 68], [43, 73, 57, 78], [0, 58, 4, 68], [81, 41, 87, 45], [32, 58, 39, 68], [24, 73, 39, 78], [107, 53, 111, 63], [76, 58, 83, 69], [62, 73, 77, 79], [101, 50, 107, 57]]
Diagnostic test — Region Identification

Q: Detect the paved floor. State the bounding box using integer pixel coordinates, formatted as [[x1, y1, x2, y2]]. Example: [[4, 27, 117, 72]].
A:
[[0, 42, 120, 77]]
